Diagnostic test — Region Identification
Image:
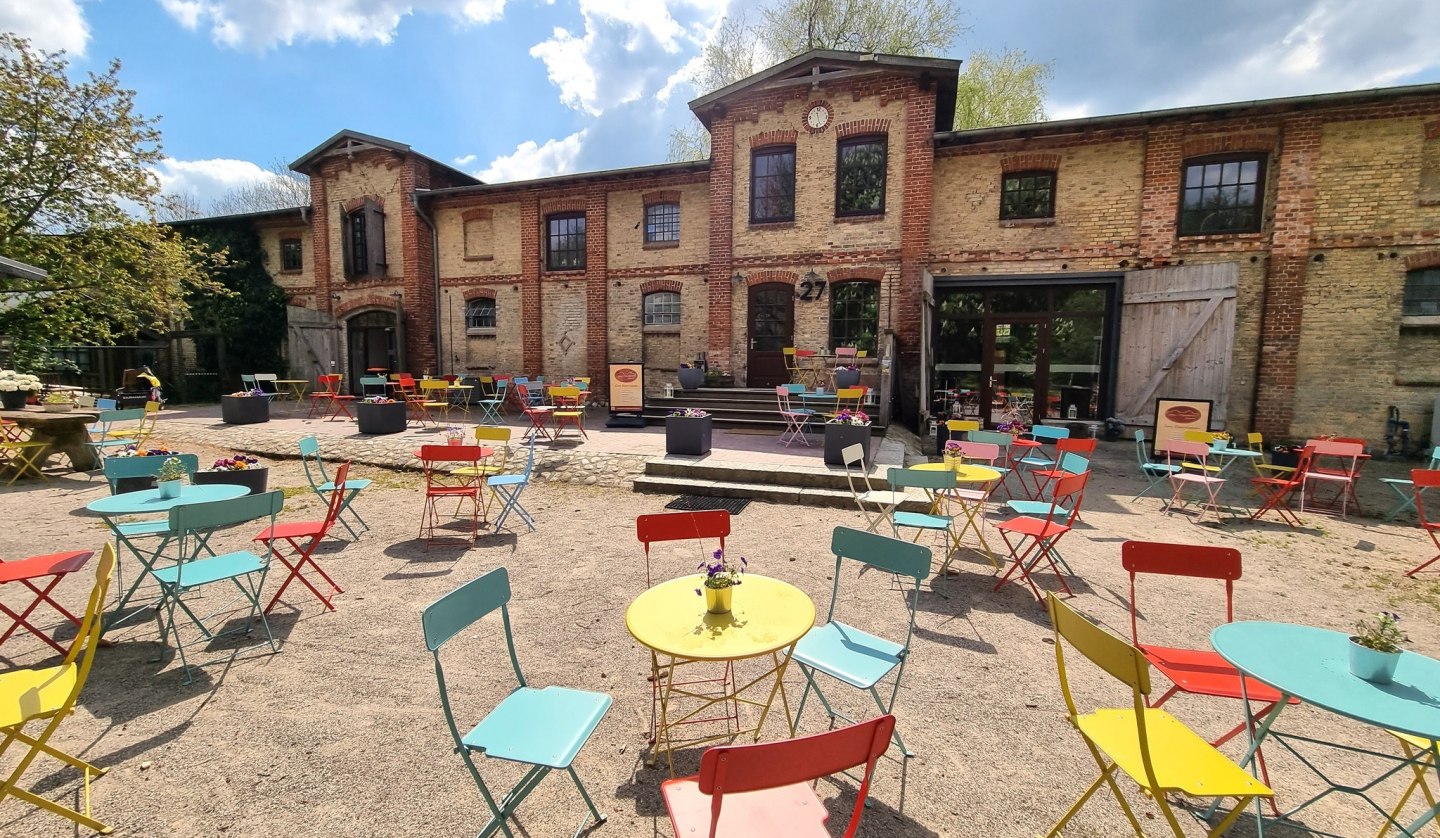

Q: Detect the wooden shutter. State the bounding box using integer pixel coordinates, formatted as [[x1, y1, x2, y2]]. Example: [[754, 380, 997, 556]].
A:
[[364, 200, 386, 277]]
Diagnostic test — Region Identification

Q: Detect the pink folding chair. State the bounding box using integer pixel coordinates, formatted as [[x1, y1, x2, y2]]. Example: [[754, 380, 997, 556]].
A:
[[775, 386, 811, 447], [1301, 439, 1365, 517], [1162, 439, 1228, 522]]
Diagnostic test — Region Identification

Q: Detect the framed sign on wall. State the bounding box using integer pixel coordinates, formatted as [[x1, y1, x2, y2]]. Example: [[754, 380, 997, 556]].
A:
[[1152, 397, 1213, 449]]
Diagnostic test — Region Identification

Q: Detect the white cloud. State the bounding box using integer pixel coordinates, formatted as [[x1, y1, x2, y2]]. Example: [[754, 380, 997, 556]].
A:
[[156, 0, 505, 51], [0, 0, 89, 54], [452, 153, 477, 166], [477, 130, 587, 183], [1047, 102, 1092, 122], [151, 157, 294, 208]]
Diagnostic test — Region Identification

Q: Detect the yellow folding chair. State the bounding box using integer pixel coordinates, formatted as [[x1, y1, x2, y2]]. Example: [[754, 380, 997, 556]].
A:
[[1045, 593, 1272, 837], [0, 544, 115, 834], [1380, 732, 1440, 838], [107, 400, 160, 446], [1, 439, 49, 485], [417, 379, 451, 424]]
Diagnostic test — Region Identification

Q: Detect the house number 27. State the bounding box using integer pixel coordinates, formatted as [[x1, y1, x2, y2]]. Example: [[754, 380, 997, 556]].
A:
[[796, 277, 827, 301]]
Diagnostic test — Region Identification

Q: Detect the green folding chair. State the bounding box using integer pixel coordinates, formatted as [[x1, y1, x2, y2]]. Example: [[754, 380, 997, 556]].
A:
[[423, 567, 611, 838], [153, 491, 284, 685], [298, 435, 370, 539], [87, 408, 145, 463], [1382, 447, 1440, 520]]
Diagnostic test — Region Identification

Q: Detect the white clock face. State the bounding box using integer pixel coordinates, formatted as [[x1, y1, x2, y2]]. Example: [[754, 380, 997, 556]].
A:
[[807, 106, 828, 129]]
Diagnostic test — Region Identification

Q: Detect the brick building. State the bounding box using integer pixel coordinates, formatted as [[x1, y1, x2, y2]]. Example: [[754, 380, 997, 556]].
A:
[[239, 49, 1440, 443]]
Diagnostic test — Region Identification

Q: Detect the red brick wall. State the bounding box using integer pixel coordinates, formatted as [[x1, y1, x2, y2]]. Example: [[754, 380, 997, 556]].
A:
[[896, 80, 936, 421], [707, 116, 736, 368], [310, 177, 332, 315], [585, 185, 609, 397], [404, 157, 438, 375], [520, 198, 542, 376]]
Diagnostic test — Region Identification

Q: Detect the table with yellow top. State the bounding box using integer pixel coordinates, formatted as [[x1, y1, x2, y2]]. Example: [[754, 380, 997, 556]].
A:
[[274, 379, 308, 409], [913, 461, 1004, 572], [625, 574, 815, 774]]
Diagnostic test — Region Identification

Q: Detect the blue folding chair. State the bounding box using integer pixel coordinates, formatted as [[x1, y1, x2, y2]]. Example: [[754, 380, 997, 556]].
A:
[[88, 408, 145, 462], [1133, 429, 1180, 501], [298, 435, 370, 539], [102, 453, 199, 495], [153, 491, 284, 685], [1382, 447, 1440, 520], [489, 436, 536, 533], [477, 378, 508, 426], [423, 567, 610, 838]]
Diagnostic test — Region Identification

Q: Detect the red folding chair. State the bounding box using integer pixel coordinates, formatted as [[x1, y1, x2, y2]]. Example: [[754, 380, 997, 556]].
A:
[[0, 551, 93, 656], [307, 374, 355, 420], [1407, 469, 1440, 577], [1121, 541, 1297, 812], [418, 445, 486, 545], [1023, 436, 1096, 499], [515, 385, 555, 442], [254, 462, 350, 613], [662, 715, 895, 838], [1250, 446, 1315, 527], [993, 471, 1088, 603]]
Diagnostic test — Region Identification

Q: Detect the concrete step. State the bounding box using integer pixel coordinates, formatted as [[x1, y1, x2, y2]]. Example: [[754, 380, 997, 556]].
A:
[[632, 474, 931, 512]]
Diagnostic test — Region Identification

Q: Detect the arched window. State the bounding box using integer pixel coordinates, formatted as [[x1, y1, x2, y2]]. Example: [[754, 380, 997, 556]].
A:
[[643, 291, 681, 327], [465, 297, 497, 334], [829, 281, 879, 352]]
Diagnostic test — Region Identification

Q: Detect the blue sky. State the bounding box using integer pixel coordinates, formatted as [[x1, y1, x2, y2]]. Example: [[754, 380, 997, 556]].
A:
[[5, 0, 1440, 211]]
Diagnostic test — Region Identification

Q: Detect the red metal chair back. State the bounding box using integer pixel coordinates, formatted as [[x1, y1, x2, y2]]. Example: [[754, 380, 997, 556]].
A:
[[1057, 437, 1098, 456], [1414, 470, 1440, 531], [317, 374, 342, 395], [319, 462, 351, 536], [635, 510, 730, 587], [1121, 541, 1240, 646]]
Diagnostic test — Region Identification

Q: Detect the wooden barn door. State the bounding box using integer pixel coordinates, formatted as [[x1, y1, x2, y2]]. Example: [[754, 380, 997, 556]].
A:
[[1114, 263, 1238, 425]]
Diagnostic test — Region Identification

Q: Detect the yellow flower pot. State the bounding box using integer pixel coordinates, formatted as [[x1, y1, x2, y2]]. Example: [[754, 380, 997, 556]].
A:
[[704, 585, 732, 615]]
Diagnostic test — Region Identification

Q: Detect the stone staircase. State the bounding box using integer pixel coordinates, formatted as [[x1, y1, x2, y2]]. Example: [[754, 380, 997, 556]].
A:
[[641, 387, 886, 431]]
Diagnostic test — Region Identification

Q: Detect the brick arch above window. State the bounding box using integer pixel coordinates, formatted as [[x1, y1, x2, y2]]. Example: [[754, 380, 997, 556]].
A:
[[640, 279, 683, 295], [539, 197, 585, 216], [826, 267, 885, 283], [461, 208, 494, 222], [1000, 153, 1061, 174], [1406, 251, 1440, 272], [1182, 132, 1278, 158], [835, 119, 891, 140], [745, 270, 798, 287], [341, 195, 385, 214], [750, 130, 798, 149], [642, 190, 681, 206], [335, 295, 398, 319], [463, 287, 498, 302]]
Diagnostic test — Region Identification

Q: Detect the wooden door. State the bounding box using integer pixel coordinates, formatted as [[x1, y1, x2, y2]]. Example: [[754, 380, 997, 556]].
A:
[[1114, 263, 1238, 425], [747, 284, 794, 388], [285, 304, 340, 383]]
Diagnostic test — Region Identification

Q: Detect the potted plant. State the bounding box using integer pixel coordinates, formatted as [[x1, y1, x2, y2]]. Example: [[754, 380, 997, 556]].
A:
[[943, 439, 963, 469], [824, 409, 873, 466], [666, 408, 712, 456], [1349, 611, 1408, 684], [0, 370, 41, 410], [704, 367, 734, 388], [696, 548, 746, 614], [677, 363, 705, 391], [192, 453, 268, 495], [155, 456, 188, 499], [1270, 442, 1302, 470], [356, 396, 407, 434], [110, 444, 182, 493], [40, 391, 74, 413], [444, 424, 466, 446], [833, 364, 861, 389], [221, 388, 270, 425]]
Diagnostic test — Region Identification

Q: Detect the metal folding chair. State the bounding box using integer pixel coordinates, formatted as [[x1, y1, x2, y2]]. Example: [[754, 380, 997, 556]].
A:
[[1249, 446, 1315, 528], [254, 462, 351, 612], [0, 550, 93, 657], [0, 438, 47, 485], [841, 443, 905, 533], [550, 386, 587, 439], [87, 408, 145, 463], [775, 386, 811, 447], [422, 567, 611, 838], [993, 471, 1088, 603], [1134, 429, 1180, 500], [419, 446, 487, 545], [476, 377, 508, 426], [298, 435, 370, 539], [1161, 439, 1228, 522], [1407, 469, 1440, 577], [635, 509, 729, 588], [488, 436, 536, 533], [1381, 448, 1440, 520]]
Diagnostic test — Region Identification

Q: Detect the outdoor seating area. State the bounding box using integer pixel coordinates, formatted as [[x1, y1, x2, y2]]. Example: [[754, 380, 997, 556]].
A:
[[7, 395, 1440, 837]]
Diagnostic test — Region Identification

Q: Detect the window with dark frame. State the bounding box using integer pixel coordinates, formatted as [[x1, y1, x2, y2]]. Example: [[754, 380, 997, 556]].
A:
[[465, 297, 497, 332], [546, 212, 586, 271], [829, 281, 880, 353], [750, 146, 796, 223], [643, 290, 681, 326], [1178, 155, 1266, 236], [280, 238, 303, 271], [836, 136, 887, 216], [343, 199, 385, 279], [1000, 170, 1056, 220], [1404, 268, 1440, 317], [644, 202, 680, 244]]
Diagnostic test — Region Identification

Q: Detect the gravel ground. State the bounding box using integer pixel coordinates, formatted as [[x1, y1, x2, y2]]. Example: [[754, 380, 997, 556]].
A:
[[1, 438, 1438, 838]]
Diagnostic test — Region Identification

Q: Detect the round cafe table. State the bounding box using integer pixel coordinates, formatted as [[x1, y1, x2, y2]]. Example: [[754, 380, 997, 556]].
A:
[[912, 462, 1003, 571], [626, 574, 814, 774]]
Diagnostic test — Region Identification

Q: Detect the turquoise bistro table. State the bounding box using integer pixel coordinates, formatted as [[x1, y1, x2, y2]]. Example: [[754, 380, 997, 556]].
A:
[[1212, 621, 1440, 837]]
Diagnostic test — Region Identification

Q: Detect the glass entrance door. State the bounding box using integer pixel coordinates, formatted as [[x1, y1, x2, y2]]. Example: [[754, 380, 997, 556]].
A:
[[986, 320, 1043, 427]]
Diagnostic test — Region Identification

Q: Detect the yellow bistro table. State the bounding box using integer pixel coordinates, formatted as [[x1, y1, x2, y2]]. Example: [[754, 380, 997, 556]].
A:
[[913, 461, 1003, 572], [274, 379, 308, 409], [625, 574, 815, 774]]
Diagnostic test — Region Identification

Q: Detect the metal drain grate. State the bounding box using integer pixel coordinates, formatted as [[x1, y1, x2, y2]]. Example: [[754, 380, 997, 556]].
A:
[[663, 495, 752, 515]]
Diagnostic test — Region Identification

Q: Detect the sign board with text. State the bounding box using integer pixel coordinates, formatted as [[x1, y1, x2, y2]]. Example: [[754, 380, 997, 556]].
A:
[[608, 362, 644, 414]]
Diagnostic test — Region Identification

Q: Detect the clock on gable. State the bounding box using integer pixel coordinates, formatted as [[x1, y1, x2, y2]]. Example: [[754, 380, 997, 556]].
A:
[[804, 102, 831, 132]]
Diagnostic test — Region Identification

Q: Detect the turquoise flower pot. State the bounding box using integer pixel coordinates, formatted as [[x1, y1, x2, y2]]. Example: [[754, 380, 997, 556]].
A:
[[1349, 638, 1401, 684]]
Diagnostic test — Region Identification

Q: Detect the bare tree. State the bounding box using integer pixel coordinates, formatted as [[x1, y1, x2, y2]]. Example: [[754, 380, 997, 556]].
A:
[[207, 159, 310, 215]]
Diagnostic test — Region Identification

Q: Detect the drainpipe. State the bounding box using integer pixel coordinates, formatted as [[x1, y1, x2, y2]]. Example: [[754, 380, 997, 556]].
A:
[[412, 192, 443, 375], [1249, 254, 1271, 434]]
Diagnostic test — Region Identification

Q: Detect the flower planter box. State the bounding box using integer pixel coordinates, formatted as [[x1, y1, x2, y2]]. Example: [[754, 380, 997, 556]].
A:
[[220, 395, 269, 425], [356, 401, 407, 435], [0, 390, 31, 410], [1271, 449, 1301, 469], [834, 368, 861, 389], [824, 423, 873, 466], [676, 367, 705, 391], [666, 415, 713, 456], [192, 467, 269, 495]]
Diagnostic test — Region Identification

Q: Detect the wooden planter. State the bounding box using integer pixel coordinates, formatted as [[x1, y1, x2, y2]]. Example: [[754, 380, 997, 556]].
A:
[[356, 401, 407, 435], [192, 467, 269, 495], [220, 395, 269, 425], [824, 423, 873, 466], [666, 415, 713, 456]]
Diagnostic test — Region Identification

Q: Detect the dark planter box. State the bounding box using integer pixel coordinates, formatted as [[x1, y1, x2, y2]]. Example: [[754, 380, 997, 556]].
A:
[[356, 401, 407, 434], [834, 368, 861, 389], [0, 390, 30, 410], [677, 367, 705, 390], [221, 395, 269, 425], [824, 423, 873, 466], [666, 415, 713, 455], [1271, 449, 1301, 469], [193, 467, 269, 495]]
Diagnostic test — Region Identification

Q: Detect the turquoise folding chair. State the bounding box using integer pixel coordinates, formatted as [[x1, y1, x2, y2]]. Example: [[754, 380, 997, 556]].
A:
[[887, 467, 967, 572], [423, 567, 610, 838], [489, 436, 536, 533], [1382, 447, 1440, 520], [358, 375, 388, 398], [790, 527, 929, 762], [298, 435, 371, 539], [153, 491, 284, 685], [102, 453, 199, 495], [88, 408, 145, 462], [1133, 429, 1180, 501], [477, 378, 508, 426]]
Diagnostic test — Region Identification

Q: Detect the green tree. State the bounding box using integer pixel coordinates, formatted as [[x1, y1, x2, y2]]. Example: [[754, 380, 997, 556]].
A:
[[177, 221, 288, 378], [0, 34, 224, 352], [954, 47, 1052, 129]]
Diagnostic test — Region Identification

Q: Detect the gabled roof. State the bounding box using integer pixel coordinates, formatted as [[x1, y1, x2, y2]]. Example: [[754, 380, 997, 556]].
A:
[[0, 255, 47, 282], [289, 129, 482, 186], [689, 50, 960, 132]]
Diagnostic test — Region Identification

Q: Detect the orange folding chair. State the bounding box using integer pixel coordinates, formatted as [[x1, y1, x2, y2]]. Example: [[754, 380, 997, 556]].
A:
[[0, 550, 93, 656], [993, 471, 1088, 603], [254, 462, 351, 613], [1121, 541, 1297, 811], [418, 445, 487, 545], [662, 715, 895, 838], [1027, 436, 1097, 501], [308, 374, 355, 420], [1407, 469, 1440, 577], [1249, 446, 1314, 527]]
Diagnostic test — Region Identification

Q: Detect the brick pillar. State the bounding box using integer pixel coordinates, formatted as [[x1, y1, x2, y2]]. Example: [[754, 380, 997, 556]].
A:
[[585, 185, 609, 399], [896, 82, 936, 424], [402, 157, 437, 375], [310, 176, 332, 315], [1254, 115, 1321, 437], [520, 198, 542, 376], [1137, 124, 1183, 261], [706, 116, 736, 371]]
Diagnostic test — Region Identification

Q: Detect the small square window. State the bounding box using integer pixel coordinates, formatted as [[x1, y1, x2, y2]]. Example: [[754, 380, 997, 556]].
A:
[[546, 213, 586, 271], [280, 238, 303, 271], [1178, 155, 1265, 236], [644, 290, 681, 326], [1404, 268, 1440, 316], [465, 298, 497, 332], [999, 171, 1055, 220], [645, 203, 680, 244]]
